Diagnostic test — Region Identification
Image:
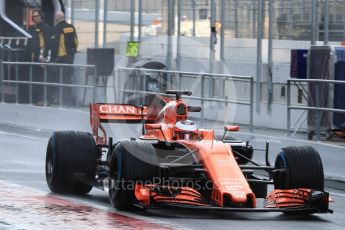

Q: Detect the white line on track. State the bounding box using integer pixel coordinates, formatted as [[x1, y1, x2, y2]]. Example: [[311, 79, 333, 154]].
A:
[[0, 131, 47, 141]]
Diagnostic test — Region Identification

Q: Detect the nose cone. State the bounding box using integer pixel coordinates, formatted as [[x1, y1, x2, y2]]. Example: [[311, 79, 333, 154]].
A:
[[186, 141, 257, 208]]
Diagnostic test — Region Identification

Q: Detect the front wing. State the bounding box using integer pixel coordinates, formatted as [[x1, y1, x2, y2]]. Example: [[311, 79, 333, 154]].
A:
[[138, 186, 332, 214], [152, 202, 332, 214]]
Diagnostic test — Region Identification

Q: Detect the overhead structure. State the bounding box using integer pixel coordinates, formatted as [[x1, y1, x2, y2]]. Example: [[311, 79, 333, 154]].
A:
[[0, 0, 32, 38]]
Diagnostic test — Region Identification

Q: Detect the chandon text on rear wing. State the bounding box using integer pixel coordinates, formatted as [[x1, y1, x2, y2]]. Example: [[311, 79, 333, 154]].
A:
[[90, 103, 148, 144]]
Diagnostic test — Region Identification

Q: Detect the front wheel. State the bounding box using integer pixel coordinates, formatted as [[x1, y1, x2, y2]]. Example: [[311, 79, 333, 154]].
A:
[[273, 146, 325, 215], [108, 140, 159, 210], [274, 146, 324, 190]]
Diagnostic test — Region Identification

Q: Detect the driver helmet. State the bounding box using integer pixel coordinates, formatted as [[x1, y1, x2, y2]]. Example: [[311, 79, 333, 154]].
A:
[[175, 120, 198, 140]]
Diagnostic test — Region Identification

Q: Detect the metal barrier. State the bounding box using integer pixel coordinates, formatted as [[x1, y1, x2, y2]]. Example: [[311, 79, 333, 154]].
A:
[[0, 62, 254, 130], [287, 78, 345, 139], [0, 62, 97, 108], [117, 67, 254, 131], [0, 37, 28, 46]]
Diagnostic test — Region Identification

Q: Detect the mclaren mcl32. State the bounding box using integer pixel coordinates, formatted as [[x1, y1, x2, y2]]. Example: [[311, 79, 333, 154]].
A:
[[45, 91, 332, 215]]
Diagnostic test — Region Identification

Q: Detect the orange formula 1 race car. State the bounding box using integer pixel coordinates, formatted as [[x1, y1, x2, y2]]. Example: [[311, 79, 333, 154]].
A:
[[45, 91, 332, 215]]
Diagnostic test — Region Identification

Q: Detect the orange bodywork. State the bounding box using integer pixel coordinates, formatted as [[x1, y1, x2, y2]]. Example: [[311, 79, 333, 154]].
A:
[[134, 139, 256, 207], [135, 184, 210, 207], [264, 189, 312, 208], [179, 140, 256, 207], [90, 97, 256, 207]]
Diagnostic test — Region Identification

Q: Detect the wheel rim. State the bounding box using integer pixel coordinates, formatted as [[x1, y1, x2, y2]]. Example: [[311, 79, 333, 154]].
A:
[[274, 152, 289, 189]]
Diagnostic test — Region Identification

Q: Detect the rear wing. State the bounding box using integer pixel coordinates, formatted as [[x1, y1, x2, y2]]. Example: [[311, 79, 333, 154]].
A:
[[90, 103, 148, 144]]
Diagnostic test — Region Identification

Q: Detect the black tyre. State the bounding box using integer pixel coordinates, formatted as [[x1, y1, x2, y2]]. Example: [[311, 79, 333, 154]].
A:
[[45, 131, 98, 194], [274, 146, 324, 191], [109, 140, 159, 210]]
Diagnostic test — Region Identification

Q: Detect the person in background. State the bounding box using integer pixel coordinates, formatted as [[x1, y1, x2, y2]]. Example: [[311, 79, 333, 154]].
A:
[[51, 12, 78, 64], [49, 12, 79, 106], [26, 9, 51, 105], [27, 9, 51, 62]]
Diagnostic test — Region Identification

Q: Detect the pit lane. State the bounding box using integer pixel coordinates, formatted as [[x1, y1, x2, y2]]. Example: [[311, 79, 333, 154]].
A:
[[0, 126, 344, 230]]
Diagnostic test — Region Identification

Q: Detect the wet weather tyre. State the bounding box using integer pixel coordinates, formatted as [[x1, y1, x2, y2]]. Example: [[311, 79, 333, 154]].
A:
[[274, 146, 324, 191], [109, 140, 159, 210], [45, 131, 98, 194]]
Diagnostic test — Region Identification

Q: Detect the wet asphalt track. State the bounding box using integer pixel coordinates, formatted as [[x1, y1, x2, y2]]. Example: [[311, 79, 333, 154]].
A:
[[0, 126, 345, 230]]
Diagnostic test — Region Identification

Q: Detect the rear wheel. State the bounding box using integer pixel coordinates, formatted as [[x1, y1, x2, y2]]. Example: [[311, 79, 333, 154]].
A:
[[45, 131, 98, 194], [109, 140, 159, 210]]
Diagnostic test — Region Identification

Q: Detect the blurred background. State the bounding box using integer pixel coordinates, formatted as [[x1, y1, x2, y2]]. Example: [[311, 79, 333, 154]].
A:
[[1, 0, 345, 138]]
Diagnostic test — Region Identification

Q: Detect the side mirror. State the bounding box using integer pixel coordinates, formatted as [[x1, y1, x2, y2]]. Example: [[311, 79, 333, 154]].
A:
[[224, 125, 240, 132], [145, 124, 162, 130], [144, 123, 169, 142], [219, 125, 240, 141]]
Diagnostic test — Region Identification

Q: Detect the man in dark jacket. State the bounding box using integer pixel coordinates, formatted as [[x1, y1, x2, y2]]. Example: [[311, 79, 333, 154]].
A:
[[49, 12, 79, 106], [51, 12, 78, 64], [26, 10, 51, 105], [27, 10, 51, 62]]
